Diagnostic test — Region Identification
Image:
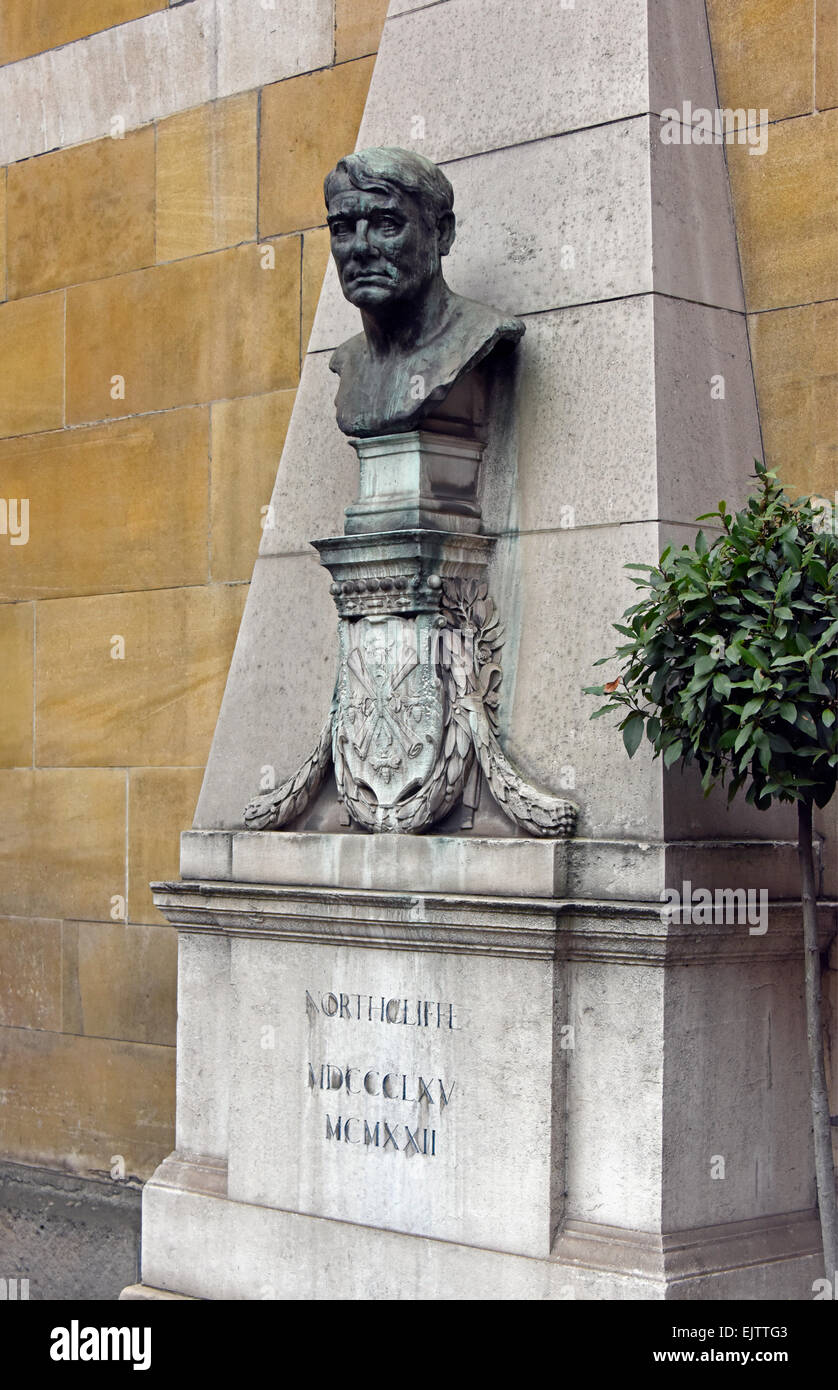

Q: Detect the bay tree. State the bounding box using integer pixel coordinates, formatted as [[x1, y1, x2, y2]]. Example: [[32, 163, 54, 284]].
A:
[[585, 461, 838, 1279]]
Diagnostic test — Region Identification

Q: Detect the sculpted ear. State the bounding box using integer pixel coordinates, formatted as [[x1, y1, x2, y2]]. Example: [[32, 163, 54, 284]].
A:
[[437, 211, 456, 257]]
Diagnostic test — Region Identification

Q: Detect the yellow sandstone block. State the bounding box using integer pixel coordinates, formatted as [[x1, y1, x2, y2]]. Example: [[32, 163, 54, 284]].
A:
[[0, 169, 6, 301], [63, 919, 178, 1044], [0, 916, 62, 1030], [0, 602, 33, 765], [706, 0, 814, 120], [0, 769, 126, 921], [0, 0, 166, 65], [127, 767, 205, 926], [726, 110, 838, 311], [0, 293, 64, 439], [0, 409, 209, 602], [818, 0, 838, 111], [66, 239, 300, 423], [750, 302, 838, 500], [335, 0, 389, 62], [157, 94, 258, 262], [211, 390, 295, 582], [259, 57, 375, 236], [7, 129, 155, 299], [0, 1025, 174, 1179], [36, 585, 246, 768], [302, 226, 331, 356]]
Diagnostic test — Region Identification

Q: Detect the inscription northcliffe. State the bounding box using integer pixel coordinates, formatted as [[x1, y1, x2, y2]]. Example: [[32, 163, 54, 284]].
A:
[[306, 990, 459, 1029], [305, 988, 461, 1159]]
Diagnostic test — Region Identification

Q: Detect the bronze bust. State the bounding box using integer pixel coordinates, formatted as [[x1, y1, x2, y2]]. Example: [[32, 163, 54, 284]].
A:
[[325, 147, 524, 437]]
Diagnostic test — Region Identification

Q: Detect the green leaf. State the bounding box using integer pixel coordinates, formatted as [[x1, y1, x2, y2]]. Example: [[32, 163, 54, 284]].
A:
[[823, 709, 836, 728], [663, 740, 683, 768], [622, 715, 645, 758]]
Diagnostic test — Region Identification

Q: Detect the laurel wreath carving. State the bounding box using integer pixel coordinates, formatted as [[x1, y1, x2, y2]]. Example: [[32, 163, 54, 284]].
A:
[[243, 711, 334, 830], [242, 580, 578, 838]]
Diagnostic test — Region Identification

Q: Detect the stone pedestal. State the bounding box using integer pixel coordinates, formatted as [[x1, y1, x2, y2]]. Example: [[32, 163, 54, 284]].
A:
[[125, 832, 829, 1301]]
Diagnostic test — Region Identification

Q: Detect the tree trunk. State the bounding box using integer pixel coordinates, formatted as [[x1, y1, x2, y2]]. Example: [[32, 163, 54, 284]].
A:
[[798, 797, 838, 1282]]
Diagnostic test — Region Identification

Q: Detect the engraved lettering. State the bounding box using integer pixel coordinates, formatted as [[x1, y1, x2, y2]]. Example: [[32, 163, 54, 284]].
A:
[[364, 1120, 380, 1147], [340, 992, 351, 1018], [383, 1122, 400, 1150], [364, 1070, 380, 1096], [325, 1114, 342, 1141], [322, 992, 339, 1016], [345, 1067, 361, 1094], [383, 1072, 399, 1099], [344, 1117, 362, 1144], [404, 1124, 422, 1155], [439, 1079, 455, 1109], [417, 1076, 434, 1105], [386, 998, 400, 1022]]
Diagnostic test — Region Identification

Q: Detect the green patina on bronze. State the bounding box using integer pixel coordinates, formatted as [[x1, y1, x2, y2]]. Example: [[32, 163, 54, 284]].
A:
[[324, 146, 524, 437]]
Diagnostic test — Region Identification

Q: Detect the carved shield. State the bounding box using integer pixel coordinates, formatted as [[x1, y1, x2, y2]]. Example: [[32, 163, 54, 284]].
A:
[[336, 614, 445, 811]]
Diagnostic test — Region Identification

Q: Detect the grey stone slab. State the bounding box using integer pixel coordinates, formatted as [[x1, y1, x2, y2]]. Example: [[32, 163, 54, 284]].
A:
[[180, 830, 233, 881], [661, 955, 815, 1228], [497, 522, 665, 841], [228, 830, 568, 896], [510, 297, 658, 534], [175, 934, 231, 1159], [565, 960, 664, 1228], [193, 553, 338, 830], [0, 2, 215, 165], [653, 296, 760, 523], [647, 0, 719, 117], [359, 0, 649, 163], [651, 116, 745, 311], [226, 936, 563, 1257], [258, 352, 359, 558], [216, 0, 335, 100]]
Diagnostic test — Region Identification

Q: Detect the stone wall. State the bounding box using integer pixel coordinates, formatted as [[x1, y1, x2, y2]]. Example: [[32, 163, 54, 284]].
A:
[[0, 0, 388, 1189]]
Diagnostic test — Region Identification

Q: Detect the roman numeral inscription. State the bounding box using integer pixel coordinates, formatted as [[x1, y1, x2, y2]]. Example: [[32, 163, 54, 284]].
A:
[[305, 990, 459, 1159]]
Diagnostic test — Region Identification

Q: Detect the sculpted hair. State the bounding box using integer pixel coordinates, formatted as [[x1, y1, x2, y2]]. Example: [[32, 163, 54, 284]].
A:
[[324, 147, 455, 224]]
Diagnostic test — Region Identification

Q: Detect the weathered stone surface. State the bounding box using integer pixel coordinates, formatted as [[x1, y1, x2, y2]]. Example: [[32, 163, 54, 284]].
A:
[[258, 353, 357, 557], [221, 831, 568, 897], [0, 293, 64, 439], [706, 0, 815, 121], [62, 920, 177, 1046], [0, 916, 62, 1029], [0, 603, 33, 766], [0, 770, 126, 921], [66, 239, 300, 423], [7, 128, 155, 298], [36, 586, 245, 769], [817, 0, 838, 111], [726, 109, 838, 312], [359, 0, 649, 162], [156, 93, 257, 262], [215, 0, 335, 101], [259, 58, 375, 238], [226, 936, 562, 1257], [750, 302, 838, 500], [0, 409, 210, 601], [0, 169, 6, 300], [335, 0, 389, 62], [0, 2, 215, 165], [210, 390, 295, 583], [128, 768, 205, 925], [0, 0, 165, 65], [175, 935, 230, 1158], [0, 1159, 142, 1302], [193, 555, 336, 829], [0, 1026, 174, 1178], [301, 228, 331, 355]]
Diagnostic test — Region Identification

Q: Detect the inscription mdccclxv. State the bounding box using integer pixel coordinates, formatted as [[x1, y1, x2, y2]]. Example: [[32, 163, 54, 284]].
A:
[[305, 989, 460, 1159]]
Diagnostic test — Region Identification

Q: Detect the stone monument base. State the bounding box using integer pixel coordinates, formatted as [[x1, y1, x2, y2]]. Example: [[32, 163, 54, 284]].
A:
[[128, 832, 828, 1302]]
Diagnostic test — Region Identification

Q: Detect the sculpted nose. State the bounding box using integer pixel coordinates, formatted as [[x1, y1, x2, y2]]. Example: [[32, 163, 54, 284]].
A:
[[350, 219, 375, 260]]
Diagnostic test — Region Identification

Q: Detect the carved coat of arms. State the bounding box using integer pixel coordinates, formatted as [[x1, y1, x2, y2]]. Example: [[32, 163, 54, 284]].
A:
[[336, 616, 444, 809]]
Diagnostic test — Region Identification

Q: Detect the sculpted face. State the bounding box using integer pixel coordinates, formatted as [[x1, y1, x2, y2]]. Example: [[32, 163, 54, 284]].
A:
[[327, 175, 445, 314]]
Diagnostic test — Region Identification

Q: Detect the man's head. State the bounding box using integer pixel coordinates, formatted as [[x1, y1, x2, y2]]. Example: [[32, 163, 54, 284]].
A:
[[324, 147, 455, 314]]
